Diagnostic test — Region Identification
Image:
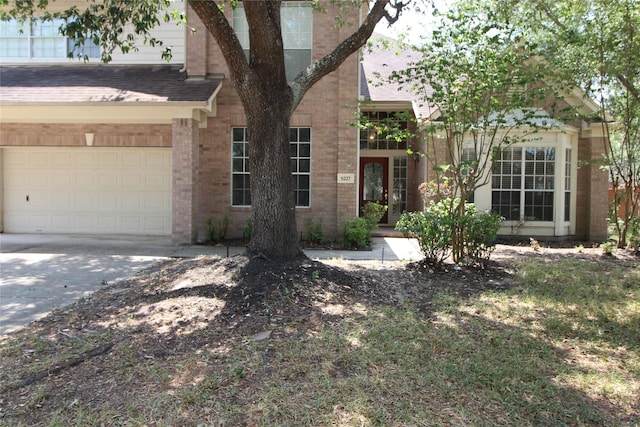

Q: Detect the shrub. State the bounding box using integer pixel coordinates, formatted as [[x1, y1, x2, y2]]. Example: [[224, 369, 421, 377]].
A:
[[342, 217, 370, 249], [205, 215, 229, 244], [341, 202, 388, 249], [396, 198, 503, 264], [243, 218, 253, 240], [362, 202, 387, 231], [464, 207, 503, 262], [396, 202, 454, 263], [303, 217, 324, 244]]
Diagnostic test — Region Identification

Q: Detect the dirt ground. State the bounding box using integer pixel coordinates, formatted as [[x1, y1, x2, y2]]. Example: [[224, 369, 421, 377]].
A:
[[0, 241, 636, 425]]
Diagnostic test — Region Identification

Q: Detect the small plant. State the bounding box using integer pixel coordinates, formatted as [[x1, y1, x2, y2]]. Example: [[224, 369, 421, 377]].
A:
[[600, 240, 616, 256], [205, 215, 229, 244], [304, 217, 324, 244], [311, 270, 320, 280], [342, 217, 370, 249], [243, 218, 253, 240], [342, 202, 388, 249], [362, 201, 387, 231]]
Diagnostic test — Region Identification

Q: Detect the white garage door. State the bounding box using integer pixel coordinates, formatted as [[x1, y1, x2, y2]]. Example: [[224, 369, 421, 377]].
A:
[[2, 147, 172, 235]]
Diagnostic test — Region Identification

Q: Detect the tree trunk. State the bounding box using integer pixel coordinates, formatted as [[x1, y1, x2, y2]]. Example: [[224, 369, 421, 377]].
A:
[[245, 103, 303, 260]]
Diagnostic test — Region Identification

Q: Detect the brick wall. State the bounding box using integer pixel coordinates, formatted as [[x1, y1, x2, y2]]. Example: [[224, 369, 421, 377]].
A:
[[0, 123, 172, 147], [576, 134, 609, 241], [190, 2, 361, 241], [172, 118, 200, 244]]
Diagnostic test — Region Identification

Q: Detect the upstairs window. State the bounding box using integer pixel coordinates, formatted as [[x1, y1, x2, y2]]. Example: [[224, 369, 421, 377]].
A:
[[0, 18, 100, 60], [233, 2, 312, 81]]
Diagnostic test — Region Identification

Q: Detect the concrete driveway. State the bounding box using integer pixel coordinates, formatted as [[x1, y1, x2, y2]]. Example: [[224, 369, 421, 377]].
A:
[[0, 234, 179, 336], [0, 233, 421, 336]]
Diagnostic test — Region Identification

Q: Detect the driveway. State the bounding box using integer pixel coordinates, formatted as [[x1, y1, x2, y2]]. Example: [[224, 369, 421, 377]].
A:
[[0, 234, 180, 336], [0, 233, 421, 336]]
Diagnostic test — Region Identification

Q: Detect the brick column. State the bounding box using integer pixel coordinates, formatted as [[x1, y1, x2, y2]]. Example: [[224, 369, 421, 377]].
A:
[[335, 16, 360, 237], [172, 118, 200, 245], [576, 132, 609, 241]]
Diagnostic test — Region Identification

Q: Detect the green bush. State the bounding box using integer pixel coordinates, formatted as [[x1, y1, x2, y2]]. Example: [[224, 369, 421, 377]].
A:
[[362, 202, 387, 231], [464, 205, 503, 262], [342, 217, 371, 249], [205, 215, 229, 244], [396, 198, 503, 264], [342, 202, 388, 249], [396, 201, 454, 263], [243, 218, 253, 240], [304, 217, 324, 244]]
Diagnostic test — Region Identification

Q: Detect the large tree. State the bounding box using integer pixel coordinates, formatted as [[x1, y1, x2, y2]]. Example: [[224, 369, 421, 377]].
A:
[[2, 0, 411, 259]]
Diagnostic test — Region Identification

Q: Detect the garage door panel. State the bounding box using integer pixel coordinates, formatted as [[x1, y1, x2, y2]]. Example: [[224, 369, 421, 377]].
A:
[[3, 147, 171, 235]]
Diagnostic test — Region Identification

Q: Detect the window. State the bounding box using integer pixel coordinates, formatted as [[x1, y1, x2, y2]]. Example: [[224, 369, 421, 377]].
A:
[[233, 2, 312, 81], [290, 128, 311, 207], [492, 147, 555, 221], [392, 156, 407, 215], [0, 18, 100, 59], [359, 111, 408, 150], [231, 127, 311, 207]]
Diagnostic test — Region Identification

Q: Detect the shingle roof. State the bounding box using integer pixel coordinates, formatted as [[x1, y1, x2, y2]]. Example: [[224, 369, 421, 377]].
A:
[[360, 34, 436, 118], [0, 64, 221, 104]]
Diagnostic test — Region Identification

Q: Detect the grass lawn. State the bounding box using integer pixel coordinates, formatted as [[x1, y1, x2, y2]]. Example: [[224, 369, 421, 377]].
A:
[[0, 247, 638, 426]]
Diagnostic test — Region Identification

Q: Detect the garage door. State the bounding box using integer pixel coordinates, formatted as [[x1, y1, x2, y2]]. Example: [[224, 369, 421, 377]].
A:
[[2, 147, 172, 235]]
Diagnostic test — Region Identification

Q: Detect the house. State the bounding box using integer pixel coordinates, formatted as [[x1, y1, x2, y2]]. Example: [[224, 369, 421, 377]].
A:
[[0, 1, 609, 244]]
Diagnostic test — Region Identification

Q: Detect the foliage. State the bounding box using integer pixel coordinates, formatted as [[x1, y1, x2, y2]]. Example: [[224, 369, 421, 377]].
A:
[[303, 217, 325, 245], [600, 240, 616, 256], [342, 217, 371, 249], [361, 201, 387, 231], [489, 0, 640, 248], [242, 218, 253, 240], [342, 202, 387, 249], [205, 215, 229, 244], [376, 1, 567, 207], [396, 198, 503, 264]]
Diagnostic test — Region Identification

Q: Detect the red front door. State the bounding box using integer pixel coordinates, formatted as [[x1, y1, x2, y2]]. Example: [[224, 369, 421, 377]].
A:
[[359, 157, 389, 223]]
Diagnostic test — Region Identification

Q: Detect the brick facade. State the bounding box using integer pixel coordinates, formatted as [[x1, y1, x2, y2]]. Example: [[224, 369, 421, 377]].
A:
[[0, 1, 612, 244]]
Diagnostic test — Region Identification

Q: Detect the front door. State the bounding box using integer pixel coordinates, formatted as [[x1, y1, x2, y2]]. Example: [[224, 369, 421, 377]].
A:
[[359, 157, 389, 223]]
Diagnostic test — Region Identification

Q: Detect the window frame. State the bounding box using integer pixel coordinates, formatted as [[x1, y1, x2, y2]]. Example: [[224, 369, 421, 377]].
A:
[[491, 147, 556, 222]]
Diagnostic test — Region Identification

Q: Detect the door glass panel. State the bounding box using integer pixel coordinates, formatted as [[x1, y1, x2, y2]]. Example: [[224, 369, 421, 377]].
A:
[[363, 163, 384, 200]]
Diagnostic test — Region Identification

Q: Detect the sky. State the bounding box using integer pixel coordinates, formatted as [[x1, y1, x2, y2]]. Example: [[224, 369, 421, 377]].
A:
[[374, 0, 452, 44]]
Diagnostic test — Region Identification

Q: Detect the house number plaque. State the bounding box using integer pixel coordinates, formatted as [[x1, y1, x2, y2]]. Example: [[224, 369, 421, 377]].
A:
[[337, 173, 355, 184]]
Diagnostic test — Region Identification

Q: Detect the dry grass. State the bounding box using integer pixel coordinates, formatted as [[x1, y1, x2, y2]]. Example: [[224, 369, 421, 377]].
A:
[[0, 245, 638, 426]]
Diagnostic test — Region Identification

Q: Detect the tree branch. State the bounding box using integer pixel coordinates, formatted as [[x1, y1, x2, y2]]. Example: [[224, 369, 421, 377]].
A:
[[290, 0, 399, 110]]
